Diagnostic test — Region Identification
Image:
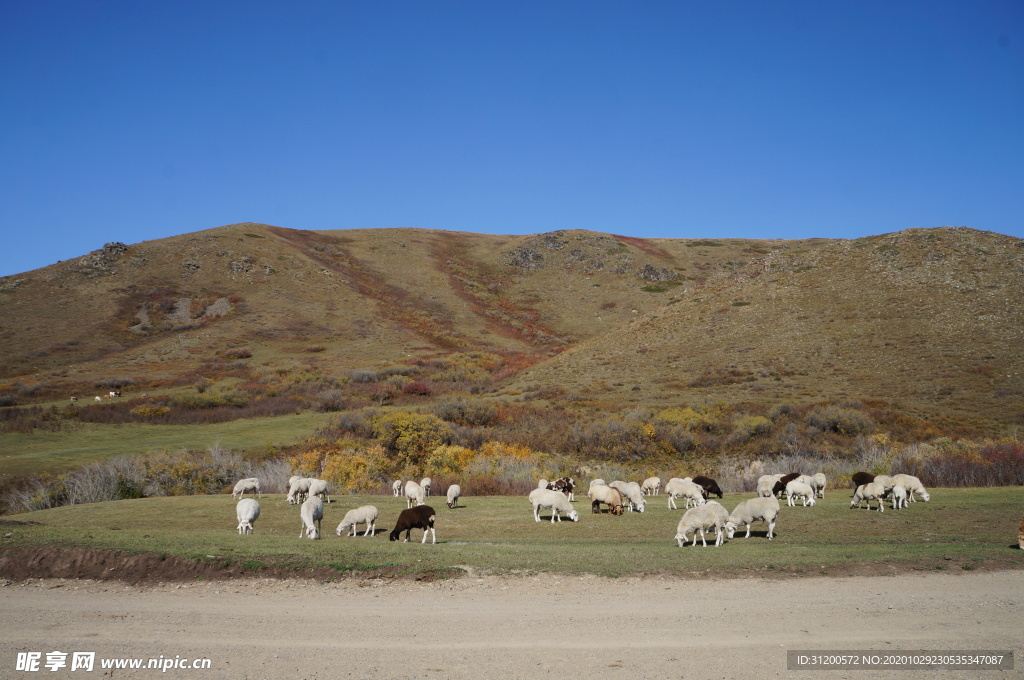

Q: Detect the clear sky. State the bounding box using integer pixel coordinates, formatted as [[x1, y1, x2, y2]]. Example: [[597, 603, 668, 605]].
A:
[[1, 1, 1021, 277]]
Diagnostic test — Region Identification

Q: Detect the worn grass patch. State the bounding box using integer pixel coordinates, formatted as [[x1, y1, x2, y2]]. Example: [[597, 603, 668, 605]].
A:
[[2, 487, 1021, 579]]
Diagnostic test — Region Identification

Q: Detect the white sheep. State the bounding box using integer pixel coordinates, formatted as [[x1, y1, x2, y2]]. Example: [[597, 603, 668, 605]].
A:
[[287, 476, 311, 505], [588, 478, 606, 492], [891, 484, 908, 510], [704, 501, 731, 539], [538, 478, 549, 490], [756, 474, 784, 498], [529, 488, 579, 523], [812, 473, 827, 498], [336, 505, 379, 537], [641, 476, 661, 496], [420, 477, 432, 497], [392, 480, 403, 497], [616, 481, 646, 512], [872, 475, 896, 494], [665, 479, 705, 510], [892, 474, 930, 502], [446, 484, 461, 509], [725, 497, 780, 540], [675, 502, 727, 547], [307, 478, 330, 503], [588, 484, 625, 515], [785, 480, 816, 507], [232, 477, 261, 500], [299, 496, 324, 539], [851, 482, 886, 512], [405, 480, 426, 508], [236, 498, 260, 535]]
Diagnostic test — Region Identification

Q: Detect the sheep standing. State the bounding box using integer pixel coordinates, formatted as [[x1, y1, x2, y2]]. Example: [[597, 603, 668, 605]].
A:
[[446, 484, 461, 509], [405, 480, 426, 508], [547, 477, 576, 501], [390, 505, 437, 543], [675, 503, 727, 547], [529, 488, 579, 523], [785, 480, 815, 507], [641, 477, 661, 496], [232, 477, 261, 500], [336, 505, 379, 537], [299, 496, 324, 539], [236, 499, 260, 535], [756, 474, 783, 498], [891, 485, 908, 510], [665, 479, 705, 510], [420, 477, 432, 497], [851, 483, 886, 512], [392, 480, 403, 497], [771, 473, 801, 497], [588, 478, 606, 492], [892, 474, 930, 502], [691, 475, 724, 499], [725, 497, 780, 540], [588, 484, 624, 515], [811, 473, 827, 498], [287, 477, 311, 505], [851, 471, 875, 488], [537, 478, 549, 490], [618, 482, 646, 513], [307, 478, 331, 504]]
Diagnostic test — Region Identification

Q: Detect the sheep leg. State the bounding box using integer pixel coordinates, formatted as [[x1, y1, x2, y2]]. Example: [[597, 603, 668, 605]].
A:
[[430, 527, 436, 544], [745, 523, 752, 538], [534, 505, 542, 522], [767, 519, 775, 540], [364, 521, 374, 537], [668, 495, 677, 510]]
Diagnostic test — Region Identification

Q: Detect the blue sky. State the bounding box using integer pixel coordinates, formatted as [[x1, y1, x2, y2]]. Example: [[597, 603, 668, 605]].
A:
[[1, 1, 1021, 277]]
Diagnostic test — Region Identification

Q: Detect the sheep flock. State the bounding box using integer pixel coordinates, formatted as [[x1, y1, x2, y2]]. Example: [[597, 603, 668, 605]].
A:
[[225, 467, 938, 551]]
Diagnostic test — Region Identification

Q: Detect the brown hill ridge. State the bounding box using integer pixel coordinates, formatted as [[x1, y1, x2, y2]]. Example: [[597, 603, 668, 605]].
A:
[[1, 223, 1021, 431], [508, 227, 1024, 430]]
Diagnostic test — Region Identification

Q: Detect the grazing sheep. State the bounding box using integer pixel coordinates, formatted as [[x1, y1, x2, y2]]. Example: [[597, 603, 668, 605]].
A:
[[299, 496, 324, 539], [405, 480, 426, 508], [756, 474, 783, 498], [891, 474, 930, 502], [641, 477, 661, 496], [851, 483, 886, 512], [691, 475, 724, 499], [287, 477, 311, 505], [69, 396, 78, 403], [236, 499, 260, 535], [873, 475, 896, 495], [420, 477, 432, 497], [704, 501, 731, 539], [232, 477, 261, 500], [851, 471, 876, 488], [336, 505, 379, 537], [307, 478, 331, 503], [621, 482, 646, 512], [529, 488, 580, 523], [392, 480, 403, 497], [771, 473, 801, 497], [675, 503, 727, 547], [811, 473, 827, 498], [588, 484, 624, 515], [389, 505, 437, 543], [547, 476, 576, 501], [890, 485, 908, 510], [665, 479, 706, 510], [725, 497, 780, 540], [785, 480, 815, 507], [94, 396, 102, 402], [537, 478, 549, 490], [446, 484, 461, 509]]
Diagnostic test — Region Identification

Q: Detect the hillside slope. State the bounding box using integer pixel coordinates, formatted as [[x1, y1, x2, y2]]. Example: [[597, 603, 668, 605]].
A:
[[505, 227, 1024, 431]]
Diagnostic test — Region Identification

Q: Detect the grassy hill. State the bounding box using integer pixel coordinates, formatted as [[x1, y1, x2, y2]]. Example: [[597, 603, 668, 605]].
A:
[[1, 223, 1022, 486]]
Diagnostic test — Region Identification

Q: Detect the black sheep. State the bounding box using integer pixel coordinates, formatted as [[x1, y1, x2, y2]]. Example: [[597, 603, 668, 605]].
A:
[[691, 475, 723, 499], [851, 471, 876, 488], [389, 505, 437, 543], [771, 473, 801, 497]]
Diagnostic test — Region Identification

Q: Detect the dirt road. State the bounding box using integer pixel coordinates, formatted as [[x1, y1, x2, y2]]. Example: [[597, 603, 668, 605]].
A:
[[2, 571, 1020, 679]]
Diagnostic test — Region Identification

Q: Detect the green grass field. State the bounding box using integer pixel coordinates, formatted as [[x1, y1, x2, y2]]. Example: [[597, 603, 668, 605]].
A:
[[3, 487, 1022, 578], [0, 412, 333, 478]]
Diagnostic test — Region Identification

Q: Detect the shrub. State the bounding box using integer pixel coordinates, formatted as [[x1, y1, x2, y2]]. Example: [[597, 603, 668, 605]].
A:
[[807, 406, 874, 435], [402, 381, 432, 396], [221, 347, 252, 359], [731, 415, 772, 441]]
